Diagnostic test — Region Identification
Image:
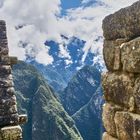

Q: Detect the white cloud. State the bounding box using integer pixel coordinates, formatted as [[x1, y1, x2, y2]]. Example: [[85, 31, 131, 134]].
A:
[[0, 0, 138, 66], [0, 0, 60, 65], [59, 0, 138, 65]]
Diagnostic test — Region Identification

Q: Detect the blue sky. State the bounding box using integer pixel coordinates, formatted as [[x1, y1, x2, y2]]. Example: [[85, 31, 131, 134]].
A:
[[61, 0, 82, 15], [61, 0, 81, 9]]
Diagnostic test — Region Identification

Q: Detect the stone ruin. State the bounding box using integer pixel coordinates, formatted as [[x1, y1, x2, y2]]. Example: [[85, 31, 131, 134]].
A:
[[102, 1, 140, 140], [0, 20, 27, 140]]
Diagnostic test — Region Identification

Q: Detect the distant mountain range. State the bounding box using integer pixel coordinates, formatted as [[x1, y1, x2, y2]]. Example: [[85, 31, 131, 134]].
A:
[[30, 36, 103, 91], [13, 61, 83, 140], [14, 35, 104, 140], [60, 65, 101, 115]]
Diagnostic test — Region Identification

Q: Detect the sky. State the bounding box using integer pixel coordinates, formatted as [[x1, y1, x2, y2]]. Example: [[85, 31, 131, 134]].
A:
[[0, 0, 138, 66]]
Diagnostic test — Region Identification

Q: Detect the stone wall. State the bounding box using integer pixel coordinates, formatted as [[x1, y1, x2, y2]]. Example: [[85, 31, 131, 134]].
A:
[[102, 1, 140, 140], [0, 20, 27, 140]]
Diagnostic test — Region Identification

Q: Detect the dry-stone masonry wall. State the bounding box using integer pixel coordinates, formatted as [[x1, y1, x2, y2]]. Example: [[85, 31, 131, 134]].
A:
[[0, 20, 27, 140], [102, 1, 140, 140]]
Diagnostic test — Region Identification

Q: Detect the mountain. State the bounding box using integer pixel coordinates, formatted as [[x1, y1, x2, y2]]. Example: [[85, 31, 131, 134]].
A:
[[12, 61, 83, 140], [30, 36, 103, 93], [72, 86, 104, 140], [60, 65, 101, 115]]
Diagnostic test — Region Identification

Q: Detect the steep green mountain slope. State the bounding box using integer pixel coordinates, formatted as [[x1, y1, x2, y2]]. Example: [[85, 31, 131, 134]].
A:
[[61, 66, 101, 115], [12, 61, 83, 140], [72, 86, 104, 140]]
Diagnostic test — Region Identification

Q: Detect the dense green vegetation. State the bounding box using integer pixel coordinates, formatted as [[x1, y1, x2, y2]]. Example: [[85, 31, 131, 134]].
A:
[[12, 61, 83, 140], [61, 65, 101, 115]]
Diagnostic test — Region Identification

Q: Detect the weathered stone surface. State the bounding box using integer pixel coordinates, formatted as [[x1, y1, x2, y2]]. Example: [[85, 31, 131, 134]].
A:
[[0, 95, 17, 106], [102, 72, 134, 109], [115, 111, 140, 140], [0, 125, 22, 140], [102, 132, 118, 140], [0, 104, 17, 115], [0, 48, 8, 55], [103, 1, 140, 40], [121, 37, 140, 73], [6, 87, 15, 96], [102, 1, 140, 140], [0, 114, 19, 127], [133, 77, 140, 114], [18, 115, 28, 125], [103, 39, 127, 71], [102, 103, 122, 137], [0, 56, 11, 65], [0, 88, 15, 98], [0, 75, 14, 88], [10, 57, 18, 65], [0, 65, 11, 76]]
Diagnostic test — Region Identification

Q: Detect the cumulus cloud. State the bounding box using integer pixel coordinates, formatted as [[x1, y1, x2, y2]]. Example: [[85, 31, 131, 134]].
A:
[[0, 0, 138, 66], [0, 0, 61, 64]]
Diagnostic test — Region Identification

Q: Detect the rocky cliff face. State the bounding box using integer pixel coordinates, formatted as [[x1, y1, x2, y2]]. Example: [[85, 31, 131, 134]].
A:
[[102, 1, 140, 140], [60, 65, 102, 140], [61, 66, 101, 116], [73, 86, 104, 140]]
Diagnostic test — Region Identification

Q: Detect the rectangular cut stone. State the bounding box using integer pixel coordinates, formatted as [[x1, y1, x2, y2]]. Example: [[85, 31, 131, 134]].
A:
[[0, 31, 7, 40], [0, 75, 14, 88], [0, 87, 15, 98], [0, 65, 11, 76], [121, 37, 140, 73], [0, 114, 19, 127], [0, 125, 22, 140], [115, 112, 140, 140], [0, 105, 17, 116], [0, 56, 11, 65], [0, 48, 8, 55], [102, 103, 122, 137], [103, 39, 126, 71], [0, 21, 7, 41], [102, 1, 140, 40], [19, 115, 27, 125], [102, 132, 118, 140], [102, 72, 134, 109], [10, 57, 18, 65], [0, 95, 16, 106]]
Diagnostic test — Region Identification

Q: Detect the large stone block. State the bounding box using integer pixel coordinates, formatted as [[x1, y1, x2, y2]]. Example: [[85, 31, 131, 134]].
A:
[[0, 88, 15, 98], [0, 114, 19, 127], [0, 56, 11, 65], [102, 132, 118, 140], [0, 65, 11, 76], [133, 77, 140, 114], [0, 47, 8, 55], [0, 21, 7, 41], [103, 39, 126, 71], [0, 75, 14, 88], [1, 95, 16, 106], [0, 105, 17, 116], [0, 125, 22, 140], [115, 111, 140, 140], [102, 72, 134, 109], [102, 103, 122, 137], [121, 37, 140, 73], [102, 1, 140, 40], [6, 87, 15, 96]]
